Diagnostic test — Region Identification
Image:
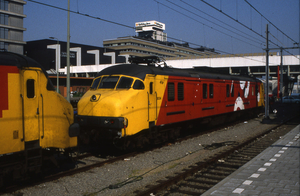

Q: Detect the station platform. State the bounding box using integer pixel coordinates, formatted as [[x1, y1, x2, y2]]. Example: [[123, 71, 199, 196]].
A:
[[203, 124, 300, 196]]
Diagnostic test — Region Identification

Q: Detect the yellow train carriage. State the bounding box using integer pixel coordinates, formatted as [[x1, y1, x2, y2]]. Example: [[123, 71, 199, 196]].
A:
[[0, 52, 78, 185], [77, 56, 264, 148], [77, 63, 169, 147]]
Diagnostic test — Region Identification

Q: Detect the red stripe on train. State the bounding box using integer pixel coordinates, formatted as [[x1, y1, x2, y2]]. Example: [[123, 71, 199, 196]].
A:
[[0, 66, 19, 118]]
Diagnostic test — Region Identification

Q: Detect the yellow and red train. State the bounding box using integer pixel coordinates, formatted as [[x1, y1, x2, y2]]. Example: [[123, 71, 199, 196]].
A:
[[77, 56, 264, 148], [0, 52, 79, 186]]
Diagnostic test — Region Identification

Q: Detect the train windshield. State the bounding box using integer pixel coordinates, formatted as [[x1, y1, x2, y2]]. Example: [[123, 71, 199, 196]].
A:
[[98, 76, 120, 89], [91, 76, 143, 90], [116, 77, 133, 89], [91, 77, 101, 89]]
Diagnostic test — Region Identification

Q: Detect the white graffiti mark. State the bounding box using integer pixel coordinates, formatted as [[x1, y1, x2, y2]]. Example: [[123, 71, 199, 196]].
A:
[[240, 81, 246, 90], [244, 81, 250, 98], [234, 97, 244, 111]]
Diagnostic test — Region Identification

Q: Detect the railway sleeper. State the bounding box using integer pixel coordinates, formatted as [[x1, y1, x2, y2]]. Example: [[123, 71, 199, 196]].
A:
[[223, 159, 249, 165], [206, 169, 233, 176], [228, 154, 253, 160], [214, 165, 239, 172], [214, 162, 240, 169], [222, 157, 248, 163], [196, 173, 225, 181], [179, 181, 212, 191], [185, 178, 217, 186], [240, 149, 264, 154]]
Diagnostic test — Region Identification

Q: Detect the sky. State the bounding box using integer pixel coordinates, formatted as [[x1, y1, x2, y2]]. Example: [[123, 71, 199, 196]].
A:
[[24, 0, 299, 55]]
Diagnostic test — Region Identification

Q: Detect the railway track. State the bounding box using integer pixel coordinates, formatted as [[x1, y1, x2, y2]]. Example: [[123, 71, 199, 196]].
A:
[[2, 107, 298, 195], [134, 116, 299, 196], [1, 150, 137, 194], [0, 115, 257, 195]]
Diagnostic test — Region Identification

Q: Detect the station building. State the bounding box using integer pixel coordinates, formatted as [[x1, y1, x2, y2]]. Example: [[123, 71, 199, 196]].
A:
[[24, 39, 126, 98], [23, 20, 300, 98], [103, 21, 217, 58]]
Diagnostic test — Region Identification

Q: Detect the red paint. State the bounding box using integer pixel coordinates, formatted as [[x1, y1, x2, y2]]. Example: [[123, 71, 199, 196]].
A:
[[0, 66, 19, 118], [156, 76, 260, 126]]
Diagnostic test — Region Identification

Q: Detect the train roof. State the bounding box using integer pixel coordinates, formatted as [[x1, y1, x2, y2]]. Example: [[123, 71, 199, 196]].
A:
[[1, 51, 55, 90], [0, 51, 48, 75], [96, 63, 260, 82]]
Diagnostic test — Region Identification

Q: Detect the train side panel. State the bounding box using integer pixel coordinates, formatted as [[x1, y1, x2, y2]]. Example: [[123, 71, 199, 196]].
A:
[[0, 65, 77, 156], [0, 66, 24, 155], [37, 69, 77, 149], [156, 77, 263, 126]]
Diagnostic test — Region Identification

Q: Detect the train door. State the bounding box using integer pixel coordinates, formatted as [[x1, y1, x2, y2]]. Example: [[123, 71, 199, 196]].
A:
[[22, 70, 40, 142], [148, 75, 157, 125]]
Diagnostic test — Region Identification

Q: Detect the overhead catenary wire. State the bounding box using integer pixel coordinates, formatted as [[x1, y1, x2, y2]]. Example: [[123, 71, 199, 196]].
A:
[[27, 0, 135, 30], [244, 0, 298, 45], [154, 0, 263, 50], [27, 0, 298, 62], [199, 0, 299, 59], [173, 0, 264, 45], [28, 0, 263, 52]]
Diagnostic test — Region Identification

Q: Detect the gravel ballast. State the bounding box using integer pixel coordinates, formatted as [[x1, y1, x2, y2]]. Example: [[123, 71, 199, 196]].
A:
[[4, 104, 299, 196]]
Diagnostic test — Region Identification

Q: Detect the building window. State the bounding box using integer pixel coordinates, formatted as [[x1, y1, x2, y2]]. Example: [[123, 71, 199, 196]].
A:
[[178, 83, 184, 100], [209, 84, 214, 98], [203, 83, 207, 99], [168, 83, 175, 101], [0, 0, 8, 11], [0, 14, 8, 25], [0, 42, 8, 50], [0, 27, 8, 39]]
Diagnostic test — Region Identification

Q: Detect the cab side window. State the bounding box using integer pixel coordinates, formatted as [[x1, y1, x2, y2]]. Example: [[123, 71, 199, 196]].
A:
[[168, 83, 175, 101], [91, 77, 101, 89], [226, 84, 230, 97], [209, 84, 214, 98], [203, 83, 207, 99], [178, 83, 184, 100], [133, 80, 145, 90], [27, 79, 35, 98]]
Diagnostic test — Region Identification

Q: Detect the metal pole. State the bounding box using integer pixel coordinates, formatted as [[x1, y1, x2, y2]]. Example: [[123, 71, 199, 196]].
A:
[[280, 48, 283, 97], [56, 39, 60, 94], [265, 24, 269, 119], [67, 0, 70, 102], [49, 37, 60, 93]]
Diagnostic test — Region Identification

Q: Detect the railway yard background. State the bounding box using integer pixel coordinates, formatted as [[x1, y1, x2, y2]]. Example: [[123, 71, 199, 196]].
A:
[[2, 102, 299, 196]]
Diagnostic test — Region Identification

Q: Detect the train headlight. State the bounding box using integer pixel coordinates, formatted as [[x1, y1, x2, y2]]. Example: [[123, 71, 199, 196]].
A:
[[90, 94, 101, 102]]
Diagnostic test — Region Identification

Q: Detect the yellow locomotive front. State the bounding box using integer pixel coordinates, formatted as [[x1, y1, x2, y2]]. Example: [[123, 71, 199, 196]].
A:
[[77, 74, 150, 147]]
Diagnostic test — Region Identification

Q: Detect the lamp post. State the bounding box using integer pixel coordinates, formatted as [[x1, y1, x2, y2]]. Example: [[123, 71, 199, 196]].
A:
[[49, 37, 60, 93], [67, 0, 71, 102]]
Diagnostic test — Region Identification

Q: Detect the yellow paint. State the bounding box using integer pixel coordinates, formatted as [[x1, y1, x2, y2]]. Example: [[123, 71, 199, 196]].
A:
[[78, 74, 168, 137], [0, 72, 24, 154], [0, 67, 77, 155], [259, 83, 265, 107]]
